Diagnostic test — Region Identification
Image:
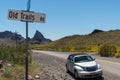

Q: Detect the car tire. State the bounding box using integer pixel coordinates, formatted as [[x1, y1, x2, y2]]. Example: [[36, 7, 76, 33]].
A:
[[97, 75, 102, 79], [66, 65, 69, 73], [74, 70, 79, 80]]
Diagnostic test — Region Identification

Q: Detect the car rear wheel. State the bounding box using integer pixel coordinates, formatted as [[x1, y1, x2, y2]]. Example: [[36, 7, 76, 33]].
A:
[[66, 65, 69, 73]]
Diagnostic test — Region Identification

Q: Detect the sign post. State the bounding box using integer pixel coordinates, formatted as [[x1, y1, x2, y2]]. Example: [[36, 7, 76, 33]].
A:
[[26, 20, 28, 80], [8, 0, 46, 80], [25, 0, 31, 79]]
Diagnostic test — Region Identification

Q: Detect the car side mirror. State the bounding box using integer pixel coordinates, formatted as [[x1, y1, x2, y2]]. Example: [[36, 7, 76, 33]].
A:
[[70, 60, 74, 63], [93, 57, 95, 60]]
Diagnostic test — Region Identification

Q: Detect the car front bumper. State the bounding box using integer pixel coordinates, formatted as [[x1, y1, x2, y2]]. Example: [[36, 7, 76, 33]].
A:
[[78, 69, 102, 78]]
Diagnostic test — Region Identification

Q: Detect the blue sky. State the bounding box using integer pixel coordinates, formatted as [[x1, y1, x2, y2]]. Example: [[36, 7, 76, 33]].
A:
[[0, 0, 120, 40]]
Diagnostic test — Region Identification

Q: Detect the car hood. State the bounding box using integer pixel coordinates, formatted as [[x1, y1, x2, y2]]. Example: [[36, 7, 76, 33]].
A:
[[75, 61, 97, 67]]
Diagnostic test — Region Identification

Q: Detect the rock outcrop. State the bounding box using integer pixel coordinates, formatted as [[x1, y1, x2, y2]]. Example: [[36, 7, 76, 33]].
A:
[[32, 30, 51, 43], [91, 29, 104, 34]]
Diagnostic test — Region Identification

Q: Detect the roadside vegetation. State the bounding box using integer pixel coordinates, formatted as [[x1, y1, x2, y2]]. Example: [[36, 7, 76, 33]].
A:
[[31, 44, 120, 58], [99, 44, 117, 57], [0, 43, 32, 65], [0, 43, 42, 80], [0, 61, 42, 80], [31, 29, 120, 58]]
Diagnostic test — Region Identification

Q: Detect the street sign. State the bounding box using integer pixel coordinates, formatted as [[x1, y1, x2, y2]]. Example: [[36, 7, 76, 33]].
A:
[[8, 9, 46, 23]]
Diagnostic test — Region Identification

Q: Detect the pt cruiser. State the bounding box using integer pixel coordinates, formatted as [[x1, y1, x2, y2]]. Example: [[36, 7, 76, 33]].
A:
[[66, 53, 102, 79]]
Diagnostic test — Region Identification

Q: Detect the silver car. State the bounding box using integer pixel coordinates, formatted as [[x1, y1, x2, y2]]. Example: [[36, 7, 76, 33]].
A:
[[66, 53, 102, 79]]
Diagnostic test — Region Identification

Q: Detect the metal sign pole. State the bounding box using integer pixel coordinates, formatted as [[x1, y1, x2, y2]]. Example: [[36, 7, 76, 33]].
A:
[[26, 0, 31, 80], [25, 21, 28, 80]]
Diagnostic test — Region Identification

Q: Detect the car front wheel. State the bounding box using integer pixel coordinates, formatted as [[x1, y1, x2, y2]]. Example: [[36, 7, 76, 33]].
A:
[[74, 70, 79, 80]]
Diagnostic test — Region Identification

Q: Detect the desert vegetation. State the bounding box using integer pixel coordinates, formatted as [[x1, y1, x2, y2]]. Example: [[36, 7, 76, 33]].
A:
[[0, 43, 41, 80]]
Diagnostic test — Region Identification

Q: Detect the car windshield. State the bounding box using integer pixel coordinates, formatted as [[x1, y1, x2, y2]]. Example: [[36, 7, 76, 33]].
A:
[[74, 55, 94, 63]]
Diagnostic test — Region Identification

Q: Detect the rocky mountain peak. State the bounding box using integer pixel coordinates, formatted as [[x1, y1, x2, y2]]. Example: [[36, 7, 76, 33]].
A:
[[32, 30, 51, 43], [33, 30, 45, 41], [91, 29, 104, 34]]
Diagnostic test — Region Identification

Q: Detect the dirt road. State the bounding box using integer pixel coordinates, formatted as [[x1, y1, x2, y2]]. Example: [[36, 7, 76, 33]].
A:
[[32, 50, 120, 80]]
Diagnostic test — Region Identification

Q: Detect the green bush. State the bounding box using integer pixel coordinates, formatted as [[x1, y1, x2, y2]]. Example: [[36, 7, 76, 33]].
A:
[[115, 53, 120, 58], [99, 44, 117, 57], [0, 44, 32, 65]]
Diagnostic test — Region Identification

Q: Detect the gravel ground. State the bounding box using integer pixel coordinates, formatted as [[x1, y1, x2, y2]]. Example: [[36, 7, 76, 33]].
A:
[[32, 52, 74, 80]]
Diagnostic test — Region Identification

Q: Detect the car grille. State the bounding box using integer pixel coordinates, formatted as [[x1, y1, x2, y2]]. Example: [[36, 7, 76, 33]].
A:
[[86, 66, 97, 71]]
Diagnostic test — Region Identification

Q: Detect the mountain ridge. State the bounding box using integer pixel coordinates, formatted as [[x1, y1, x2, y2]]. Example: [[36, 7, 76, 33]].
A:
[[33, 29, 120, 52]]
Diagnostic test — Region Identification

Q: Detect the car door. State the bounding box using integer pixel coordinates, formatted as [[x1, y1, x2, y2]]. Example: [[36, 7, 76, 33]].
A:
[[69, 56, 74, 73], [67, 55, 72, 71]]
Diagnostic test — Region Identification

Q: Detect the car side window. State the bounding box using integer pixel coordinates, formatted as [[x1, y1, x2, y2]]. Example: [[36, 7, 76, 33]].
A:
[[68, 55, 74, 61]]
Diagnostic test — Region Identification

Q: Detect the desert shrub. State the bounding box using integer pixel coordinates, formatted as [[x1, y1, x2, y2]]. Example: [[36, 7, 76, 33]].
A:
[[70, 47, 76, 52], [99, 44, 117, 57], [0, 44, 32, 65], [2, 68, 12, 78], [115, 53, 120, 58]]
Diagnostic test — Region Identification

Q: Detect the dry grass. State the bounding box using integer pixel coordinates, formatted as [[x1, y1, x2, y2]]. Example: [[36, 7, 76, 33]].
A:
[[0, 61, 42, 80]]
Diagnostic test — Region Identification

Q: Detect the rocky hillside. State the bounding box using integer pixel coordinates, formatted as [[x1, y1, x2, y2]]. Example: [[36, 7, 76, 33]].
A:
[[32, 29, 120, 52]]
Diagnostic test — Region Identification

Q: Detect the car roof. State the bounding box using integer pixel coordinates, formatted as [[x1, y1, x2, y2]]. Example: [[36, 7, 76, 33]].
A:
[[69, 53, 89, 57]]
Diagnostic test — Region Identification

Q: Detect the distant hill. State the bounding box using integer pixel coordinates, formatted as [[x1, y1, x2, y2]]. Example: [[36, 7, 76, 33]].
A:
[[0, 31, 24, 40], [32, 29, 120, 52], [0, 30, 51, 46], [0, 31, 24, 46]]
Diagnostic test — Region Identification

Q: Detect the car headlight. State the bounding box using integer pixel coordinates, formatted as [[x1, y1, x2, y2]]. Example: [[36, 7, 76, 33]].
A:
[[97, 64, 101, 69], [74, 64, 84, 71], [80, 66, 86, 71], [77, 68, 84, 71]]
